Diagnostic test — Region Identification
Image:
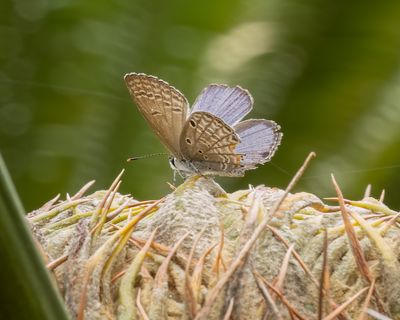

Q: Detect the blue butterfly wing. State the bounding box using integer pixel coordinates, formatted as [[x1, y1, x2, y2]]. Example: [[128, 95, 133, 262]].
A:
[[191, 85, 253, 126], [234, 119, 282, 165]]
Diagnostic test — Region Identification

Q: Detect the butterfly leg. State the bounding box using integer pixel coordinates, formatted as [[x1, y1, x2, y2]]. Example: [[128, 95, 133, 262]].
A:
[[186, 160, 206, 178], [174, 168, 187, 180]]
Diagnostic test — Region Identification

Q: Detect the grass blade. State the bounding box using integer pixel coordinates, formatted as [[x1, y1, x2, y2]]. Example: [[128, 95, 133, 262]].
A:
[[0, 153, 69, 319]]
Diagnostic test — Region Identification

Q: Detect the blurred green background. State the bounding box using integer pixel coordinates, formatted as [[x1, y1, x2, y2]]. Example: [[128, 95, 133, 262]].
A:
[[1, 0, 400, 211]]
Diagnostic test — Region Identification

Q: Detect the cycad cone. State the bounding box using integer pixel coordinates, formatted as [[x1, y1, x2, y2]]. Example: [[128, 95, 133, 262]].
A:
[[29, 175, 400, 319]]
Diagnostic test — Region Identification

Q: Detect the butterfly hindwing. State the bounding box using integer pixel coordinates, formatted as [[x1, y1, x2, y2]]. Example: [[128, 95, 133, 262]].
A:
[[180, 111, 243, 173], [124, 73, 189, 156], [234, 119, 282, 165]]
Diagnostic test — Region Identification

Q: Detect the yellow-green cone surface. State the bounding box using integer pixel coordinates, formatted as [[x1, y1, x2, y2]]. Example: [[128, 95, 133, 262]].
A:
[[29, 176, 400, 319]]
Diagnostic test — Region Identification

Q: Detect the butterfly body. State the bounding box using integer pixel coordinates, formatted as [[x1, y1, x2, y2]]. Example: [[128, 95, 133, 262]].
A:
[[125, 73, 282, 177], [169, 157, 247, 177]]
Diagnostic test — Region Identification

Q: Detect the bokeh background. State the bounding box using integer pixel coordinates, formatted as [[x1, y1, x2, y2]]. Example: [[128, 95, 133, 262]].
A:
[[1, 0, 400, 211]]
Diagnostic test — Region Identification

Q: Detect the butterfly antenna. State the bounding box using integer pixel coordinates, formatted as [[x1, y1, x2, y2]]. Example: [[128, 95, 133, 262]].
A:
[[127, 153, 169, 162]]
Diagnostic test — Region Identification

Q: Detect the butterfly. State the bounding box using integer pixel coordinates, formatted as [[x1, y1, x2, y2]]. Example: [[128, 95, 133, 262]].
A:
[[124, 73, 282, 177]]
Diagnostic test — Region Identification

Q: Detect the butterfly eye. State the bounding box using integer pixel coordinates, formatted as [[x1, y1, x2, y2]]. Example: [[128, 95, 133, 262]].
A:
[[189, 120, 196, 128], [185, 138, 192, 145]]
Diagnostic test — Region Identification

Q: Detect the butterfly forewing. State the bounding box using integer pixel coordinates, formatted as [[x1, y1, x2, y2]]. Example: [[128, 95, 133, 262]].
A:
[[180, 111, 243, 172], [124, 73, 189, 156], [191, 85, 253, 126]]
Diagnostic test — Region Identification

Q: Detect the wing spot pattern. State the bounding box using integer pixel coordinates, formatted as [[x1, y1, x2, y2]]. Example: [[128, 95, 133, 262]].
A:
[[150, 110, 163, 116], [125, 73, 189, 156], [180, 111, 243, 169]]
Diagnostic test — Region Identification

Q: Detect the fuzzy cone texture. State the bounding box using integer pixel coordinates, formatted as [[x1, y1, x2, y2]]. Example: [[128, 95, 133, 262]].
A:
[[28, 175, 400, 320]]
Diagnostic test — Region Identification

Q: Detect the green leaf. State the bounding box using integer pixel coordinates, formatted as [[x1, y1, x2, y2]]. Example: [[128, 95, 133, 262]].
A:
[[0, 153, 69, 320]]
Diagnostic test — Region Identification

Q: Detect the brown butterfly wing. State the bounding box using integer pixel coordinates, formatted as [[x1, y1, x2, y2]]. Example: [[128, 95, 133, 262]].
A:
[[179, 111, 243, 173], [124, 73, 189, 156]]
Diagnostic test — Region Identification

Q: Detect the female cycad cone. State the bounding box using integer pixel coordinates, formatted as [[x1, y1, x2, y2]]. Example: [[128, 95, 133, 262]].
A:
[[28, 174, 400, 319]]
